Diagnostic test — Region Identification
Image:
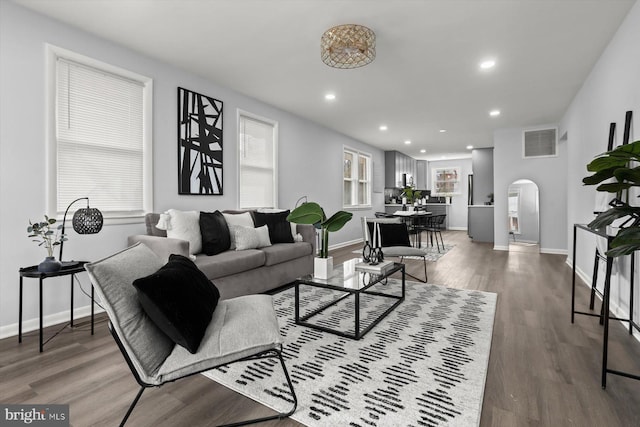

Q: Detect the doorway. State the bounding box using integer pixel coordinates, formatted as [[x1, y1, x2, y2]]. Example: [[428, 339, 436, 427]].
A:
[[507, 179, 540, 253]]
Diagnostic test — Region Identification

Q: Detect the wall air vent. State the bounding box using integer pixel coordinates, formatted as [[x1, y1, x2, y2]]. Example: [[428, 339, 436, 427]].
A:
[[523, 128, 557, 158]]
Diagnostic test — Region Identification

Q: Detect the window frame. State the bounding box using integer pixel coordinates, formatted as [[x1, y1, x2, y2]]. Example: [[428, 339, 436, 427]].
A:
[[236, 109, 279, 209], [343, 147, 372, 209], [508, 188, 521, 234], [46, 44, 153, 224]]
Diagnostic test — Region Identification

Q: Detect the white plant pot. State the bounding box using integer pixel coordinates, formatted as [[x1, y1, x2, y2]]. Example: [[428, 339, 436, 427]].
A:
[[314, 256, 334, 279]]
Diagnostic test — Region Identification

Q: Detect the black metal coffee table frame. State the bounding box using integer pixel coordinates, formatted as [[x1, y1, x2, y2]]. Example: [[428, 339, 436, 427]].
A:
[[295, 261, 405, 339]]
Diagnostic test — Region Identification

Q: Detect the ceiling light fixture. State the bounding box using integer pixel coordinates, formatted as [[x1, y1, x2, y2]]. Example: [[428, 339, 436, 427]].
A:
[[439, 129, 447, 133], [489, 110, 501, 117], [325, 93, 336, 101], [379, 125, 388, 131], [466, 145, 474, 150], [480, 59, 496, 69], [404, 140, 411, 145], [321, 24, 376, 69], [420, 149, 426, 153]]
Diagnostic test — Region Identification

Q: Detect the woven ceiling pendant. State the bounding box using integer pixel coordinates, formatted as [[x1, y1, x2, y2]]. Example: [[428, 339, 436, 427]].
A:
[[321, 24, 376, 69]]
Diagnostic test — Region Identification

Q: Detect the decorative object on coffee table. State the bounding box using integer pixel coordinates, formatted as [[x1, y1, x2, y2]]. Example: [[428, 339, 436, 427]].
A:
[[59, 197, 103, 268], [27, 215, 65, 273], [287, 201, 352, 279], [177, 87, 223, 195]]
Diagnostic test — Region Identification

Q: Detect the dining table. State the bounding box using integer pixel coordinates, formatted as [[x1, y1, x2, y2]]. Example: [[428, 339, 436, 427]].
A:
[[392, 209, 432, 248]]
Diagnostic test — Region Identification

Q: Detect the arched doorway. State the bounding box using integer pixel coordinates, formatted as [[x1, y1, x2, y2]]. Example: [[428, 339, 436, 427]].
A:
[[507, 179, 540, 253]]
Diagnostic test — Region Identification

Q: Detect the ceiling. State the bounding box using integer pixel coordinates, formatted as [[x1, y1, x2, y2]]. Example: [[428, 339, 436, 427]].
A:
[[13, 0, 636, 160]]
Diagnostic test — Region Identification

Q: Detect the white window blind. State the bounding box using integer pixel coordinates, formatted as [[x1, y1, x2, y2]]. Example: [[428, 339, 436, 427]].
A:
[[238, 112, 277, 209], [56, 58, 146, 215]]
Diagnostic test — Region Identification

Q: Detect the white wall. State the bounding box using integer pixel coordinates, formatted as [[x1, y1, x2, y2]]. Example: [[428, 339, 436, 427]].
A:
[[426, 158, 472, 230], [0, 2, 383, 336], [493, 126, 567, 253], [562, 1, 640, 329]]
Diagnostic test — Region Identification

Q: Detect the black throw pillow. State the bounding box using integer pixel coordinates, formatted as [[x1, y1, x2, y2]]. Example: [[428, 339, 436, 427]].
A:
[[367, 222, 411, 247], [200, 210, 231, 255], [253, 210, 294, 243], [132, 254, 220, 354]]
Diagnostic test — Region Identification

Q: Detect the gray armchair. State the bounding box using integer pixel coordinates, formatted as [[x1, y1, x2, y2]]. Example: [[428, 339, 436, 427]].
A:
[[85, 242, 297, 426], [362, 217, 429, 282]]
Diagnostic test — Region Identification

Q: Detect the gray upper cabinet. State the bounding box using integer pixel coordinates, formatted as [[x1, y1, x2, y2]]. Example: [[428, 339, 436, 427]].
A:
[[385, 151, 417, 188]]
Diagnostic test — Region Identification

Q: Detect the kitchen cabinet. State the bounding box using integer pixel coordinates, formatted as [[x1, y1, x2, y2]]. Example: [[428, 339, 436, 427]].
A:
[[385, 151, 417, 188]]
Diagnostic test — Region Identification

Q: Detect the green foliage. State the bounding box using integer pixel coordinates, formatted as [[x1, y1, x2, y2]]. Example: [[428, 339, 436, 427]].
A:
[[27, 215, 66, 257], [401, 187, 422, 204], [287, 202, 353, 258], [583, 140, 640, 257]]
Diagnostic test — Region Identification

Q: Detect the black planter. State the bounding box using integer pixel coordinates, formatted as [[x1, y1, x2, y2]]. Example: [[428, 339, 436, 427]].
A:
[[38, 256, 62, 273]]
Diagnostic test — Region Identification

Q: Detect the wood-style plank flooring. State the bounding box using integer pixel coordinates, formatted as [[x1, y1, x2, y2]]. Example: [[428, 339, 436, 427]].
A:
[[2, 231, 640, 426]]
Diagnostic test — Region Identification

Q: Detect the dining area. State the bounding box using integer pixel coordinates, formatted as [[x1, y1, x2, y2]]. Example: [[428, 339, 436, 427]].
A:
[[374, 208, 447, 252]]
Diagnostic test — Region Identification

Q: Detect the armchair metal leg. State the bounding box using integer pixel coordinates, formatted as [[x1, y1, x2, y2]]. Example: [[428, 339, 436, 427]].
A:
[[117, 349, 297, 427], [399, 257, 428, 283], [219, 349, 298, 427], [120, 386, 145, 427]]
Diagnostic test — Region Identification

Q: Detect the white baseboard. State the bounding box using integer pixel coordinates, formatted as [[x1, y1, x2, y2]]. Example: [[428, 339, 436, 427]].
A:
[[329, 239, 361, 251], [0, 304, 105, 340], [493, 245, 509, 251], [447, 227, 467, 231], [541, 248, 568, 255]]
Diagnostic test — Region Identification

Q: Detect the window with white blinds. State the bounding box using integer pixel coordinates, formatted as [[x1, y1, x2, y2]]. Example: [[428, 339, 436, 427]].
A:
[[343, 148, 371, 208], [238, 111, 278, 209], [53, 52, 152, 217]]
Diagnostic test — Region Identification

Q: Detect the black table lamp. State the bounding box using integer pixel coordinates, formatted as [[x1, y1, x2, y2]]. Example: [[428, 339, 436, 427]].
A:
[[59, 197, 103, 267]]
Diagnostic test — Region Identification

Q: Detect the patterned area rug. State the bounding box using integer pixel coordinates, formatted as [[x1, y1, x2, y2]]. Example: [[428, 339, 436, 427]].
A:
[[203, 280, 496, 427], [352, 244, 454, 262]]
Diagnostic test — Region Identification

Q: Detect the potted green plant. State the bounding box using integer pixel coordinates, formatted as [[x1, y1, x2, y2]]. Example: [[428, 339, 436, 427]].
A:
[[28, 215, 67, 272], [287, 202, 353, 279], [401, 187, 422, 209], [583, 140, 640, 257]]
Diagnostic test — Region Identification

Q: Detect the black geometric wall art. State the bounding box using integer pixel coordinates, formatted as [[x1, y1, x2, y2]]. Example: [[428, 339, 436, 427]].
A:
[[178, 87, 223, 195]]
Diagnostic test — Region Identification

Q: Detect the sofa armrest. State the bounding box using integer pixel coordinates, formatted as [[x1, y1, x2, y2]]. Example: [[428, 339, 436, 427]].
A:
[[296, 224, 317, 255], [127, 235, 189, 262]]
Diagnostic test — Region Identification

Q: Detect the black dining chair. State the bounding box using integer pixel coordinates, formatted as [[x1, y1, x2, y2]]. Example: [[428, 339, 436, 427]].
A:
[[425, 214, 446, 252]]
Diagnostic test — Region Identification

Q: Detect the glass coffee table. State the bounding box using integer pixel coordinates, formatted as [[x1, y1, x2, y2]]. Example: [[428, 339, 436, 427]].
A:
[[295, 259, 405, 339]]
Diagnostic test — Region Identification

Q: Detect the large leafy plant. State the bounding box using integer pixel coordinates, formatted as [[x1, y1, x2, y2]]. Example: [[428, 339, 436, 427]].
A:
[[583, 140, 640, 257], [287, 202, 353, 258]]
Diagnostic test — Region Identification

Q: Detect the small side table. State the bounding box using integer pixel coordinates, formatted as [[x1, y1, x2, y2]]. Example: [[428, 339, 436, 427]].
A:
[[18, 262, 94, 352]]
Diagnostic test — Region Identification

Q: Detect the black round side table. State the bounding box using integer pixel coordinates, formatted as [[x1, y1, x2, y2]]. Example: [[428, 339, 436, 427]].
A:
[[18, 262, 94, 352]]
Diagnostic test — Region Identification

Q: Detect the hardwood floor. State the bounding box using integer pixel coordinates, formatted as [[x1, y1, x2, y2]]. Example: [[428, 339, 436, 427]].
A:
[[2, 230, 640, 426]]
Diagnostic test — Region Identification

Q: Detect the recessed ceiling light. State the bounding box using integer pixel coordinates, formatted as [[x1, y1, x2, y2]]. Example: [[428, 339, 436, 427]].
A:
[[325, 93, 336, 101], [379, 125, 388, 131], [480, 59, 496, 70], [489, 110, 501, 117], [420, 149, 426, 153], [439, 129, 447, 133], [466, 145, 474, 150], [404, 140, 411, 145]]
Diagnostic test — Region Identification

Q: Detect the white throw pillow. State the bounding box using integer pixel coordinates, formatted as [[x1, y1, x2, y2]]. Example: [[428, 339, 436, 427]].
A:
[[223, 212, 254, 228], [223, 213, 254, 249], [234, 225, 271, 251], [156, 209, 202, 255]]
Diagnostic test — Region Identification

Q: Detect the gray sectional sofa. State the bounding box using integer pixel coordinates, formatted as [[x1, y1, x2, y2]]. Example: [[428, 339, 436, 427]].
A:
[[128, 212, 316, 300]]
